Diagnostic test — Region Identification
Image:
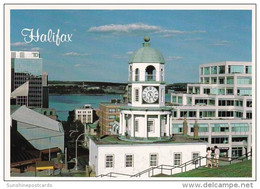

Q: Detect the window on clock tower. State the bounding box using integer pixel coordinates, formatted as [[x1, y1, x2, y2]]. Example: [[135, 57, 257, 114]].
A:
[[160, 68, 164, 81], [135, 88, 139, 102], [135, 68, 139, 81], [145, 65, 156, 81]]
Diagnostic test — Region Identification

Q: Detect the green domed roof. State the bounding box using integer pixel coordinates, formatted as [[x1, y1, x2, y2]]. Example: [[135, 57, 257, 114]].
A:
[[129, 37, 165, 64]]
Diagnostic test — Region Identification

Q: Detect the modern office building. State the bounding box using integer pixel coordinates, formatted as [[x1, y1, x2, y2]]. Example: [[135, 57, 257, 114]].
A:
[[42, 72, 49, 108], [89, 37, 207, 177], [74, 104, 93, 124], [11, 51, 48, 108], [97, 99, 126, 135], [171, 61, 252, 158]]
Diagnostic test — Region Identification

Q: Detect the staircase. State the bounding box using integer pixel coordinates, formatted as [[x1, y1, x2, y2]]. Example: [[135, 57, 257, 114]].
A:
[[96, 151, 252, 178]]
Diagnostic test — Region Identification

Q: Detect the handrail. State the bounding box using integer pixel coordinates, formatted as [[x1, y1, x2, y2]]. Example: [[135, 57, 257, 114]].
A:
[[95, 151, 252, 178]]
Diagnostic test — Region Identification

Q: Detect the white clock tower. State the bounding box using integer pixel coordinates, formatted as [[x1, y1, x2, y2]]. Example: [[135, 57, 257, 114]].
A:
[[119, 36, 173, 140]]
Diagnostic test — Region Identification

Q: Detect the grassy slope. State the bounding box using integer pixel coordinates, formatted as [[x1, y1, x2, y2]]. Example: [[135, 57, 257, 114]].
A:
[[157, 160, 252, 177]]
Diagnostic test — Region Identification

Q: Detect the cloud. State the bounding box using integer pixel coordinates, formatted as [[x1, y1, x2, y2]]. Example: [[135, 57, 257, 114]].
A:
[[88, 23, 206, 37], [209, 40, 231, 46], [11, 42, 30, 47], [88, 23, 160, 34], [112, 54, 128, 59], [165, 56, 184, 61], [184, 38, 202, 41], [30, 47, 41, 51], [126, 51, 134, 55], [63, 52, 90, 56]]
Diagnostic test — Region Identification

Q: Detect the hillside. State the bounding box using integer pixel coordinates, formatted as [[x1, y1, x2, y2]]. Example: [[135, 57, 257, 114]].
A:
[[155, 160, 252, 177]]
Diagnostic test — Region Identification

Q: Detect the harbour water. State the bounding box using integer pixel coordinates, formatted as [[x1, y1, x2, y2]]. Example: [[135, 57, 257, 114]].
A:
[[49, 94, 171, 121]]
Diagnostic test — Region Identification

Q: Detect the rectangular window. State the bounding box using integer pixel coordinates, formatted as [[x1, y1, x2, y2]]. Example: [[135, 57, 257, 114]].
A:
[[109, 108, 116, 113], [237, 88, 252, 96], [148, 120, 154, 132], [178, 97, 183, 104], [105, 155, 114, 168], [246, 100, 252, 107], [108, 115, 116, 119], [230, 65, 244, 74], [227, 77, 234, 84], [211, 123, 229, 132], [150, 154, 158, 166], [172, 96, 177, 103], [211, 66, 217, 74], [218, 77, 225, 84], [204, 77, 210, 84], [192, 152, 199, 164], [211, 77, 217, 84], [204, 67, 210, 75], [218, 66, 225, 74], [246, 66, 252, 74], [204, 88, 210, 94], [231, 123, 249, 132], [125, 154, 134, 167], [172, 124, 183, 133], [173, 153, 182, 166], [237, 77, 252, 85], [135, 120, 139, 132], [135, 88, 139, 102], [200, 67, 203, 75], [211, 137, 229, 144], [226, 88, 234, 95]]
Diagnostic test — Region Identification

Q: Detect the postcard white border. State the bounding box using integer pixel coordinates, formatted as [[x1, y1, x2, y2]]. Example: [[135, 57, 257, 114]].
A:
[[4, 4, 256, 181]]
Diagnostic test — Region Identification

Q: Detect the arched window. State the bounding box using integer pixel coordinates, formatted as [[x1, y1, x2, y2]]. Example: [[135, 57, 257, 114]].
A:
[[145, 65, 156, 81], [50, 111, 53, 116], [135, 68, 140, 81], [43, 111, 47, 115]]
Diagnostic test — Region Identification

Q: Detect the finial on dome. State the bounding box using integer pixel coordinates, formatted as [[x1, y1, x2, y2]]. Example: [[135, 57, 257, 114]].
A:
[[144, 36, 150, 42]]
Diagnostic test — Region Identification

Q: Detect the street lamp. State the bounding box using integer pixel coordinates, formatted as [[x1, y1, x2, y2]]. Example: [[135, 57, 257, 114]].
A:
[[75, 133, 86, 171]]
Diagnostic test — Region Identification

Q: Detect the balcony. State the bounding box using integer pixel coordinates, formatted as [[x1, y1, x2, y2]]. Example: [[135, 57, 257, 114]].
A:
[[145, 74, 156, 81]]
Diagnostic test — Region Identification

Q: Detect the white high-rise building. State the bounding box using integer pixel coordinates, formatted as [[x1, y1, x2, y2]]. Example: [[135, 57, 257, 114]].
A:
[[171, 61, 252, 158], [74, 104, 93, 124]]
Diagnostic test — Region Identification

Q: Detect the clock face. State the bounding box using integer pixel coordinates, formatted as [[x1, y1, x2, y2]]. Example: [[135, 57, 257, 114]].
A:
[[142, 86, 159, 103]]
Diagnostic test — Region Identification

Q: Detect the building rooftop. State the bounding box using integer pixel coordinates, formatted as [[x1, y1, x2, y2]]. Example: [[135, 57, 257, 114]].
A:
[[88, 134, 206, 145], [119, 106, 173, 112], [129, 37, 165, 64], [11, 106, 63, 132]]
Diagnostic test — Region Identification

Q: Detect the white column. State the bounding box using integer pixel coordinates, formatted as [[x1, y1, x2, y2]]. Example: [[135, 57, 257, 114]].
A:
[[158, 114, 161, 138], [166, 114, 170, 136], [228, 122, 232, 159], [243, 98, 247, 119], [122, 113, 126, 136], [144, 114, 148, 138], [131, 114, 135, 137], [248, 122, 252, 159], [119, 113, 122, 134], [169, 115, 173, 135]]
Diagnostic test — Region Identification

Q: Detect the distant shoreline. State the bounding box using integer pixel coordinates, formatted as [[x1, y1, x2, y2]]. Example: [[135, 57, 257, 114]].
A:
[[49, 93, 124, 96]]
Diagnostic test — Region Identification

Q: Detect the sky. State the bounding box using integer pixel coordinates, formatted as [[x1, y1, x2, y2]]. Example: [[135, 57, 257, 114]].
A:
[[10, 10, 252, 83]]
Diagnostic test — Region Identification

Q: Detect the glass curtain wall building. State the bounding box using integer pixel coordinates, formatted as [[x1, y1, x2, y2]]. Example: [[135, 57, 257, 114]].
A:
[[11, 51, 43, 108]]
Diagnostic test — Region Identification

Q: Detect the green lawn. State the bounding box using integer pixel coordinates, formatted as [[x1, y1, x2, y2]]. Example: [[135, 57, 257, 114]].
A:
[[155, 160, 252, 177]]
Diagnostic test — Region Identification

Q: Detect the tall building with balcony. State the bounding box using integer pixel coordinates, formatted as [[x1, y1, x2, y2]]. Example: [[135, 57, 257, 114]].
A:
[[171, 61, 252, 158], [11, 51, 45, 108]]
